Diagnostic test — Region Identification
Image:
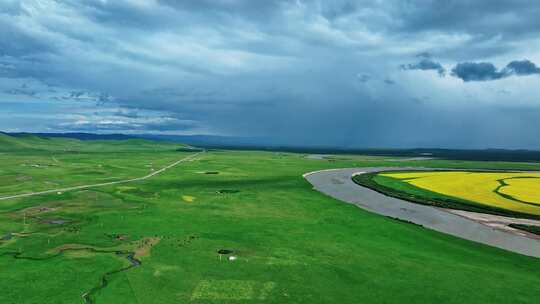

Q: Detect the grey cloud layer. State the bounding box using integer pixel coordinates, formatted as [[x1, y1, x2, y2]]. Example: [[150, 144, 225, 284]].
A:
[[1, 1, 540, 148]]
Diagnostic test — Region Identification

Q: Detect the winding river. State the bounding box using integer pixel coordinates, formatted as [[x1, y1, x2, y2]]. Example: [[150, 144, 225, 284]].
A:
[[304, 167, 540, 258]]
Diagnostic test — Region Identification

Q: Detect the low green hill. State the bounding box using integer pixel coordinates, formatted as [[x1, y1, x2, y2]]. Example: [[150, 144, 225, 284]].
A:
[[0, 133, 189, 153]]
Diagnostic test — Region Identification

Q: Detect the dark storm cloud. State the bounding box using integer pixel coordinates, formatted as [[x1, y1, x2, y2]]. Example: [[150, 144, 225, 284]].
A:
[[158, 0, 288, 16], [451, 62, 505, 82], [401, 58, 446, 76], [372, 1, 540, 61], [2, 0, 540, 148], [505, 60, 540, 76], [389, 1, 540, 37], [451, 60, 540, 82]]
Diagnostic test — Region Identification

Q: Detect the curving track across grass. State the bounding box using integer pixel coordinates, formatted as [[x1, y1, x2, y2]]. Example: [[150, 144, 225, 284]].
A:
[[0, 152, 202, 202]]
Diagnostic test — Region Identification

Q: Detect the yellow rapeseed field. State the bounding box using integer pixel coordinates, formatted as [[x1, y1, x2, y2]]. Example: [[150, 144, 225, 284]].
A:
[[380, 171, 540, 216], [499, 178, 540, 206]]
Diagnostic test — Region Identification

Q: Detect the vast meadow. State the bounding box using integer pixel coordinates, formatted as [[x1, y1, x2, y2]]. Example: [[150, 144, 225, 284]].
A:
[[1, 134, 540, 303]]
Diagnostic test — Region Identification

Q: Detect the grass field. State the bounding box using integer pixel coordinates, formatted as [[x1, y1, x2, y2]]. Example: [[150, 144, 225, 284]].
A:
[[378, 171, 540, 216], [1, 134, 540, 303]]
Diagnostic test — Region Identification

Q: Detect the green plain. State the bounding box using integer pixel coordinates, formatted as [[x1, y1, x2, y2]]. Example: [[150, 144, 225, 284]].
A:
[[0, 133, 539, 303]]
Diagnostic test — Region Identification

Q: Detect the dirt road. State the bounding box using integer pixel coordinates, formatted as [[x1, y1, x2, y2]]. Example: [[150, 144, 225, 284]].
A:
[[0, 152, 202, 201]]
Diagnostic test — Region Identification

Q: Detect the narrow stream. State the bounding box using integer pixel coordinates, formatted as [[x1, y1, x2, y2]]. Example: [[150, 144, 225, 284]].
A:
[[0, 247, 141, 304]]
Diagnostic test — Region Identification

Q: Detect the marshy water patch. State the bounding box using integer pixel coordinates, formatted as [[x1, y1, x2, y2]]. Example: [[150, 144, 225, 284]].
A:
[[106, 233, 129, 241], [217, 189, 240, 194], [196, 170, 220, 175], [40, 218, 70, 225], [18, 205, 58, 216], [217, 249, 234, 255], [1, 233, 13, 241]]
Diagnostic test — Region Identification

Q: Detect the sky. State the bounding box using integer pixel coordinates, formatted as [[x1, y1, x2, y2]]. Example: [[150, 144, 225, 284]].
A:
[[1, 0, 540, 149]]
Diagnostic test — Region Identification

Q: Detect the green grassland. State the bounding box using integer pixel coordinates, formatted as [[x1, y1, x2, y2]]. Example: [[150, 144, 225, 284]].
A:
[[1, 134, 540, 303]]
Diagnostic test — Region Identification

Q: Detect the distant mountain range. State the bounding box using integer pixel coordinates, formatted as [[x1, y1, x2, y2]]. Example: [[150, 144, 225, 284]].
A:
[[4, 131, 540, 162], [7, 132, 135, 141], [5, 132, 262, 146]]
